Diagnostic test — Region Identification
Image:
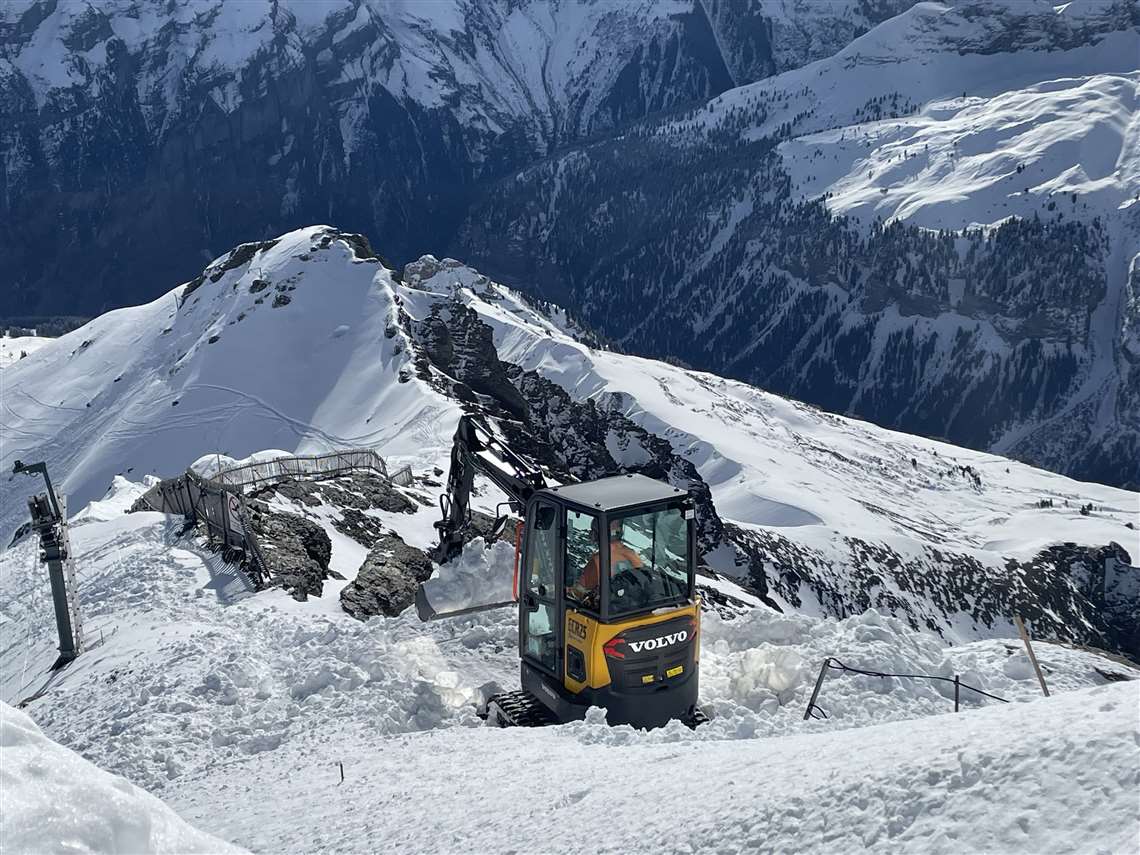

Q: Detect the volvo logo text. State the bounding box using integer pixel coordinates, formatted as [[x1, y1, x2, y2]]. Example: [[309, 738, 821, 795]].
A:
[[628, 630, 688, 653]]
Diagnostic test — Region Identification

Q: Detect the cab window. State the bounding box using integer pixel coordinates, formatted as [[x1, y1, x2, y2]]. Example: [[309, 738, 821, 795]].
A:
[[565, 509, 599, 610], [607, 506, 690, 616]]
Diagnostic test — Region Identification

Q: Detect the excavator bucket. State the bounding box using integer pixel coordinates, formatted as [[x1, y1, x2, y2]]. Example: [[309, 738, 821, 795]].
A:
[[415, 521, 522, 621]]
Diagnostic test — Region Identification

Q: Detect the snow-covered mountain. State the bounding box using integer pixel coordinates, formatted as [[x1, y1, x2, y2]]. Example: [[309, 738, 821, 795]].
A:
[[3, 226, 1136, 656], [1, 0, 906, 317], [454, 0, 1140, 488], [5, 0, 1134, 488]]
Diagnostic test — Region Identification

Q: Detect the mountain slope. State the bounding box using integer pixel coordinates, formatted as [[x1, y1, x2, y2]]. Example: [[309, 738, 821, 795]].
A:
[[452, 0, 1140, 488], [0, 0, 906, 316], [3, 226, 1136, 656]]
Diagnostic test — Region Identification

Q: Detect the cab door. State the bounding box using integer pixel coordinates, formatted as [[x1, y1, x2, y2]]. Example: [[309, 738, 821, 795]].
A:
[[520, 499, 561, 675]]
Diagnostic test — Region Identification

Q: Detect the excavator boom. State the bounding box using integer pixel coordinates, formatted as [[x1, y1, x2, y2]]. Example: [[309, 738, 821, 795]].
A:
[[417, 412, 550, 621], [431, 413, 548, 565]]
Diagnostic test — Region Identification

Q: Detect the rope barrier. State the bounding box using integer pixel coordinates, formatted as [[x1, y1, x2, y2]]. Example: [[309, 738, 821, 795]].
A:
[[803, 656, 1009, 721]]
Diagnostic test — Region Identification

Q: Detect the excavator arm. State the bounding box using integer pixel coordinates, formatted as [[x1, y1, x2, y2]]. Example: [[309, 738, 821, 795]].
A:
[[416, 413, 548, 620], [430, 412, 548, 563]]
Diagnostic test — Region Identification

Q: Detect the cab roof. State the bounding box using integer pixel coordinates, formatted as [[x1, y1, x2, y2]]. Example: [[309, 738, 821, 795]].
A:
[[544, 473, 687, 513]]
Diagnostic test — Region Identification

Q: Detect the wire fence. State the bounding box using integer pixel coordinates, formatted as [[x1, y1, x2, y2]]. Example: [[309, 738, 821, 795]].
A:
[[803, 656, 1009, 721], [210, 449, 413, 491]]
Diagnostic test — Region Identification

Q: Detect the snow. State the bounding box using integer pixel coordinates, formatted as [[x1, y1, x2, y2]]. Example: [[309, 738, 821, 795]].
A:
[[2, 494, 1138, 852], [418, 537, 517, 618], [0, 334, 51, 367], [464, 274, 1137, 557], [780, 72, 1139, 231], [1, 223, 1138, 852], [163, 679, 1139, 855], [1, 701, 242, 854], [2, 0, 722, 150]]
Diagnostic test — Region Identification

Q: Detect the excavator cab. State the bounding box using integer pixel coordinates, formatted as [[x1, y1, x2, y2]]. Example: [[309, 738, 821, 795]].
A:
[[513, 475, 701, 729]]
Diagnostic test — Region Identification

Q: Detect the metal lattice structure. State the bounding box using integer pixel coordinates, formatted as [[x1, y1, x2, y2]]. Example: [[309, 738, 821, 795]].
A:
[[210, 449, 413, 491], [133, 470, 272, 588], [12, 461, 83, 670]]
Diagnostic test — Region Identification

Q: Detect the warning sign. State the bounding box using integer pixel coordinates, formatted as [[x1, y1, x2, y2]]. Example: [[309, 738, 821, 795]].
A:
[[227, 493, 245, 535]]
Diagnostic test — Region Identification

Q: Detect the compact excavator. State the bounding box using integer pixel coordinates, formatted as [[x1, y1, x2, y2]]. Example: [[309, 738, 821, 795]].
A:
[[416, 413, 706, 729]]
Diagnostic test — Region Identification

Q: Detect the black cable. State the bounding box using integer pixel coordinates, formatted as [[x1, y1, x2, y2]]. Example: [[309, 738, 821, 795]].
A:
[[826, 657, 1009, 703]]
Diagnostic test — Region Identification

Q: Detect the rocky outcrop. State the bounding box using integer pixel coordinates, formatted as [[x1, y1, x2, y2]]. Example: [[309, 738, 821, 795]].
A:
[[340, 535, 434, 620], [252, 472, 420, 554], [248, 505, 333, 601], [728, 523, 1140, 659], [405, 295, 726, 552]]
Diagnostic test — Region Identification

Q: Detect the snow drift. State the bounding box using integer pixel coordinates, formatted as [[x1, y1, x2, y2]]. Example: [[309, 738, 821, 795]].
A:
[[0, 701, 242, 854]]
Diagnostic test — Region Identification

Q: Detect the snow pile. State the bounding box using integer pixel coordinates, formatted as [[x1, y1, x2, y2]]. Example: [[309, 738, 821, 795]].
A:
[[417, 537, 517, 617], [0, 701, 242, 854], [682, 607, 1138, 741], [161, 679, 1140, 854]]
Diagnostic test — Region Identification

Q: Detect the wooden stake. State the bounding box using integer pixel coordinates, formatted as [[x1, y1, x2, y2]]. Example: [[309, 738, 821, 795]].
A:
[[1013, 614, 1050, 697]]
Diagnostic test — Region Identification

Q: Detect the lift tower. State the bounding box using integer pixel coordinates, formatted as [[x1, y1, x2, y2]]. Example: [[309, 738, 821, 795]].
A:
[[13, 460, 83, 669]]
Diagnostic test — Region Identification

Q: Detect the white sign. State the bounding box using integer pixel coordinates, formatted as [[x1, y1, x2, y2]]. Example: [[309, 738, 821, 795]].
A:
[[227, 494, 245, 535]]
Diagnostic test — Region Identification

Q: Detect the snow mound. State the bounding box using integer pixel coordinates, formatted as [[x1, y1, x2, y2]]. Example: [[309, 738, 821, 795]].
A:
[[418, 537, 517, 617], [0, 701, 243, 854]]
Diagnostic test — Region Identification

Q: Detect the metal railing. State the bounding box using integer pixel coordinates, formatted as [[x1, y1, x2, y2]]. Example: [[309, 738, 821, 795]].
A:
[[132, 449, 414, 590], [210, 449, 413, 491], [133, 470, 271, 588]]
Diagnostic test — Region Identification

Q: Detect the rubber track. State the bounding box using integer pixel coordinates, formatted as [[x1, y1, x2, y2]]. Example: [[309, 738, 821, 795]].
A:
[[485, 690, 558, 728], [486, 690, 711, 730]]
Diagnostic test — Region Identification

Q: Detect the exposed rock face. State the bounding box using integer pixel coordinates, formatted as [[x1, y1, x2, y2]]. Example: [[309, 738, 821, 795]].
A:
[[248, 505, 333, 601], [405, 296, 726, 553], [730, 524, 1139, 658], [340, 535, 434, 620], [246, 470, 425, 605]]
